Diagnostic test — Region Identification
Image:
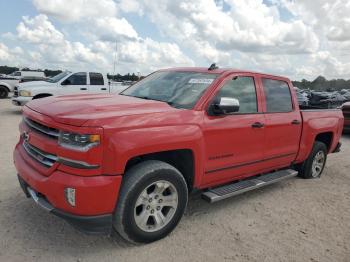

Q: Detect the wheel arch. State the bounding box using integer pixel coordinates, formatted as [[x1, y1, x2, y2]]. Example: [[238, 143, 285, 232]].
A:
[[124, 149, 196, 192], [0, 84, 10, 92], [32, 93, 53, 99], [315, 131, 333, 152]]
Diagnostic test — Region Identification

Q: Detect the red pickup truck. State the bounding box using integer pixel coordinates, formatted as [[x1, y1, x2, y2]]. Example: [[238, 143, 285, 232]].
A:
[[14, 66, 344, 243]]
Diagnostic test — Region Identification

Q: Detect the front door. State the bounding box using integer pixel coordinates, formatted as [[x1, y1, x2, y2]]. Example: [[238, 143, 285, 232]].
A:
[[60, 72, 89, 95], [201, 74, 266, 187]]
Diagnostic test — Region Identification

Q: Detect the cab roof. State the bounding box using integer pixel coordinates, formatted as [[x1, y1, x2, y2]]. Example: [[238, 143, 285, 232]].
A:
[[160, 67, 290, 81]]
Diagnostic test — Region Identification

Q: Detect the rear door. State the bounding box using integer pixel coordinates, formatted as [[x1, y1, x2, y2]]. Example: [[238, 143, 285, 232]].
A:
[[60, 72, 89, 95], [201, 74, 266, 186], [259, 77, 302, 169], [88, 72, 108, 94]]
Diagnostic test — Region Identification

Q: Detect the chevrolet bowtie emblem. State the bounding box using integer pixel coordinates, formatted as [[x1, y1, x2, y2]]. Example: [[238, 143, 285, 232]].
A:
[[23, 131, 30, 142]]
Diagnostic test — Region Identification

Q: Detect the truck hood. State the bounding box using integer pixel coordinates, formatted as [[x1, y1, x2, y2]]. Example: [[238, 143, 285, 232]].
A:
[[25, 94, 177, 126], [18, 81, 54, 89]]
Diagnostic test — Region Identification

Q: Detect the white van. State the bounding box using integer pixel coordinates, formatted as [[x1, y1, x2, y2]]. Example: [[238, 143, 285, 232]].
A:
[[8, 71, 45, 79]]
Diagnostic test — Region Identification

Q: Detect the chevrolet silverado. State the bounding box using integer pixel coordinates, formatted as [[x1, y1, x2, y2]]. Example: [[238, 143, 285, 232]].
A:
[[14, 66, 344, 243]]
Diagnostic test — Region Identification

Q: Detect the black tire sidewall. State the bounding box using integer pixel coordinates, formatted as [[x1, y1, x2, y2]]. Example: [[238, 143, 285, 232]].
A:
[[116, 162, 188, 243], [0, 87, 8, 99], [300, 141, 327, 179]]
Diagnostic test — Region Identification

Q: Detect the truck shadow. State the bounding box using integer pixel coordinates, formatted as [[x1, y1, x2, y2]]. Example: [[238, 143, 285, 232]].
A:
[[1, 108, 22, 115], [5, 180, 287, 254]]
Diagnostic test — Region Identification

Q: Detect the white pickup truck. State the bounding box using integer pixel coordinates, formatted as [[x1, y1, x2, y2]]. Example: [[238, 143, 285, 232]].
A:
[[0, 71, 46, 98], [12, 71, 127, 106]]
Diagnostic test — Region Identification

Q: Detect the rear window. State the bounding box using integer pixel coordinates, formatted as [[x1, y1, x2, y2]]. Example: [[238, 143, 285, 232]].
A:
[[89, 72, 104, 85], [262, 78, 293, 112]]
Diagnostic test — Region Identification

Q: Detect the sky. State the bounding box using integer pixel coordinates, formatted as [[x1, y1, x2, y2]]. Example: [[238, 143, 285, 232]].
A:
[[0, 0, 350, 80]]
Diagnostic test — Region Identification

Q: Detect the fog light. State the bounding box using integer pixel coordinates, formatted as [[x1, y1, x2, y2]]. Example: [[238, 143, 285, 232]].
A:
[[64, 188, 76, 207]]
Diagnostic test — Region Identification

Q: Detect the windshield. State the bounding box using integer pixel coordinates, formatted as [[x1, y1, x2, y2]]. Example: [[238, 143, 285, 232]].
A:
[[46, 71, 71, 83], [121, 71, 218, 109]]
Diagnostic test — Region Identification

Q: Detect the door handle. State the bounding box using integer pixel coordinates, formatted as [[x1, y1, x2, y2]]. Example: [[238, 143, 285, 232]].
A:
[[251, 122, 264, 128], [80, 88, 87, 90], [291, 120, 301, 125], [101, 88, 107, 90]]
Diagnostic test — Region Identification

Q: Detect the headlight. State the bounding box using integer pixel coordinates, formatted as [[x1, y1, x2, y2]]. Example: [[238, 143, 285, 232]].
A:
[[19, 90, 31, 97], [58, 131, 100, 151]]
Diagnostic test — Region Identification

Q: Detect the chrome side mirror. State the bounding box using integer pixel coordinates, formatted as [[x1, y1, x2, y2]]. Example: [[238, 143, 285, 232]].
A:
[[210, 97, 240, 115]]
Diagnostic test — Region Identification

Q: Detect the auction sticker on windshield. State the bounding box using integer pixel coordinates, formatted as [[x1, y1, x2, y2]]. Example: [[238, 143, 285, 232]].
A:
[[188, 79, 214, 84]]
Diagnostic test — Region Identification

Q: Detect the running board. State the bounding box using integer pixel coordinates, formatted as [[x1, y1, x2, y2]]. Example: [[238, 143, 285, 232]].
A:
[[202, 169, 298, 203]]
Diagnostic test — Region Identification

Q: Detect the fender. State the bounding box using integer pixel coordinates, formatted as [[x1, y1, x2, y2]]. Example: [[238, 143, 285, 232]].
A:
[[296, 115, 341, 162], [0, 82, 11, 91], [103, 124, 205, 187]]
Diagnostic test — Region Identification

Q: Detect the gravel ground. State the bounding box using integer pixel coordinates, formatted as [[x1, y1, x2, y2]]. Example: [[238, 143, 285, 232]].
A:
[[0, 98, 349, 262]]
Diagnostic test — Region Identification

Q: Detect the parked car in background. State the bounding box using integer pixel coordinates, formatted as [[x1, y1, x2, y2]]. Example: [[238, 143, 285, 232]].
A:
[[342, 102, 350, 133], [296, 88, 350, 109], [14, 66, 343, 243], [12, 71, 128, 106], [0, 71, 46, 98]]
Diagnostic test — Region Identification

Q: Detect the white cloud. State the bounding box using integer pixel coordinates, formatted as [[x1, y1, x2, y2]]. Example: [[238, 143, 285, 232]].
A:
[[16, 15, 64, 44], [0, 43, 26, 66], [8, 14, 194, 74], [92, 17, 138, 41], [32, 0, 117, 22], [118, 0, 144, 15], [0, 43, 13, 62], [138, 0, 319, 55], [1, 0, 350, 79]]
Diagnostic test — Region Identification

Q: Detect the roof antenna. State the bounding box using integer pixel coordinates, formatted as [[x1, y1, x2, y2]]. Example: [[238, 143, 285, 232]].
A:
[[208, 63, 218, 70], [113, 39, 118, 77]]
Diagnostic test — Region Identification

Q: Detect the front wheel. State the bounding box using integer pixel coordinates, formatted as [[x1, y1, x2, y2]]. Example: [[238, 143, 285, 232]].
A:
[[298, 141, 327, 179], [113, 160, 188, 243], [0, 86, 9, 99]]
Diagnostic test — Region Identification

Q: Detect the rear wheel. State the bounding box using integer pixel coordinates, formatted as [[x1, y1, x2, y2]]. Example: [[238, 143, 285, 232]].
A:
[[0, 86, 9, 99], [113, 160, 188, 243], [298, 141, 327, 179]]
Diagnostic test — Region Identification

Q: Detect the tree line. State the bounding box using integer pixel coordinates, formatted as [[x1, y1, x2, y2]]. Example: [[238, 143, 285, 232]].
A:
[[292, 76, 350, 91]]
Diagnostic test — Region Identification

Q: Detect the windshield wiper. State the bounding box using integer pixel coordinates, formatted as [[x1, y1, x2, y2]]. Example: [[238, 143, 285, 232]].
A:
[[121, 94, 179, 108]]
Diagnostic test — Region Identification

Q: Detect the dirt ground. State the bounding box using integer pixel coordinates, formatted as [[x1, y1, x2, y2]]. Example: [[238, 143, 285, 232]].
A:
[[0, 98, 349, 262]]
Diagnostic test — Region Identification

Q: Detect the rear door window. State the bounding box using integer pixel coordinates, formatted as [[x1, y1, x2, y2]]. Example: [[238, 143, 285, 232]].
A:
[[89, 73, 104, 85], [262, 78, 293, 112]]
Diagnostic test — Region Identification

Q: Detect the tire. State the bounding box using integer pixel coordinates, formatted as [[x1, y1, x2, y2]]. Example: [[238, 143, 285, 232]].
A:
[[113, 160, 188, 244], [297, 141, 327, 179], [0, 86, 9, 99]]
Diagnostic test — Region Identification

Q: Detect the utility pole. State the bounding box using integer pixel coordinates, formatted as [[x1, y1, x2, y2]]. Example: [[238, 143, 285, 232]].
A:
[[113, 39, 118, 81]]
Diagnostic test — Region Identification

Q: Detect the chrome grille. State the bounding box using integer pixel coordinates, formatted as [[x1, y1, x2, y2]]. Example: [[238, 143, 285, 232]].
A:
[[13, 86, 19, 97], [23, 117, 59, 139], [23, 141, 57, 167]]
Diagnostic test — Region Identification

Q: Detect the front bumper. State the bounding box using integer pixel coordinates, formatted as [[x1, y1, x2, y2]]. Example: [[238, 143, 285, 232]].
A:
[[12, 96, 32, 106], [14, 144, 122, 234], [18, 176, 113, 234]]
